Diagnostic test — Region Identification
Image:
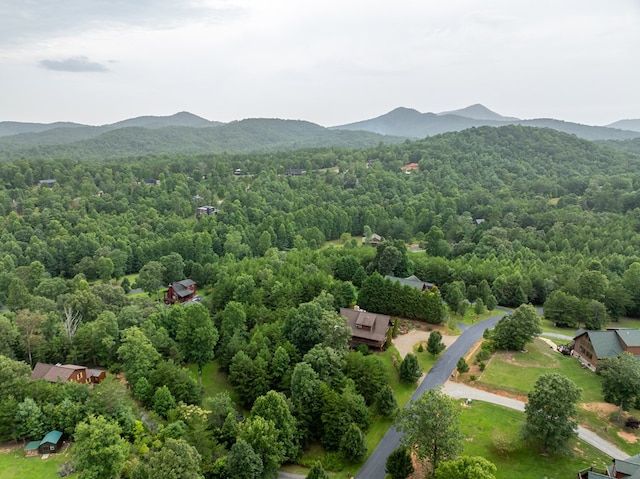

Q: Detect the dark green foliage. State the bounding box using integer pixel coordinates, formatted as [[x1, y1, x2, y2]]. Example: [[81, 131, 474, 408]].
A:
[[523, 373, 581, 452], [427, 331, 445, 357], [399, 353, 422, 383], [153, 385, 177, 418], [374, 384, 398, 417], [226, 438, 263, 479], [600, 352, 640, 422], [456, 357, 469, 374], [386, 447, 414, 479], [492, 304, 542, 351], [339, 423, 367, 462], [306, 462, 330, 479], [397, 388, 462, 475]]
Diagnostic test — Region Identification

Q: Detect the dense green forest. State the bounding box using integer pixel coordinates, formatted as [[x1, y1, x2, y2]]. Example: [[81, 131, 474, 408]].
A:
[[2, 124, 640, 478]]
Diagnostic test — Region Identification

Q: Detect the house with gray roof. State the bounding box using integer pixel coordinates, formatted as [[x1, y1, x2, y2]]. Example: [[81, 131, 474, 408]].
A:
[[385, 274, 434, 291], [572, 328, 640, 371], [340, 307, 391, 350], [579, 452, 640, 478]]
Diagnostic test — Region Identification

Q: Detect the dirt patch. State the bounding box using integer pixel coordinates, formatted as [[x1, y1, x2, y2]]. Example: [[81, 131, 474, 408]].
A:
[[618, 430, 638, 443], [393, 328, 457, 359], [0, 442, 21, 454], [580, 402, 618, 419]]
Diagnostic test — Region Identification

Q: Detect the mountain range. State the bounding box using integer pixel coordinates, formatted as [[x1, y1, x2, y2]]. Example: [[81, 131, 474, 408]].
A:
[[1, 105, 639, 160]]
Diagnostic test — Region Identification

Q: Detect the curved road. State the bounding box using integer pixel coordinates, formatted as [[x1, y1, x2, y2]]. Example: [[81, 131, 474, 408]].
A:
[[444, 382, 628, 459], [355, 309, 508, 479]]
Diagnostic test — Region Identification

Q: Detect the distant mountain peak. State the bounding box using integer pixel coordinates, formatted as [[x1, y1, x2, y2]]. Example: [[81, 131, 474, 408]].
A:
[[437, 104, 519, 121]]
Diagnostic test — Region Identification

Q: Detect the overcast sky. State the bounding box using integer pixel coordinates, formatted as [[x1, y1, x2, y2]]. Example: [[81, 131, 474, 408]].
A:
[[1, 0, 639, 127]]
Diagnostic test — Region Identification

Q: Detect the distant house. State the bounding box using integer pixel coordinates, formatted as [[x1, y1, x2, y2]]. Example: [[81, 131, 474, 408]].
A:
[[196, 206, 219, 218], [144, 178, 160, 186], [164, 279, 197, 304], [234, 168, 242, 176], [473, 218, 486, 225], [362, 233, 384, 247], [572, 328, 640, 371], [88, 368, 107, 384], [24, 430, 64, 456], [385, 274, 435, 291], [578, 452, 640, 478], [30, 363, 89, 384], [401, 163, 419, 175], [340, 307, 392, 350], [38, 179, 56, 187], [285, 168, 306, 176]]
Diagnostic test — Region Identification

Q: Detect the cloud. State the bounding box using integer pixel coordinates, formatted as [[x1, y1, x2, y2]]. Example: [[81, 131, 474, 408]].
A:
[[0, 1, 244, 48], [40, 56, 109, 72]]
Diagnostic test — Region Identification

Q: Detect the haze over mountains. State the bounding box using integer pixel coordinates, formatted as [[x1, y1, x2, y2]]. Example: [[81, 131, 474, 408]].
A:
[[0, 105, 639, 160]]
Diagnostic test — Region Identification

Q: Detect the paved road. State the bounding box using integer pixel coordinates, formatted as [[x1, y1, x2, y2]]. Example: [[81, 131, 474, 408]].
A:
[[355, 309, 507, 479], [541, 332, 573, 341], [444, 382, 629, 459]]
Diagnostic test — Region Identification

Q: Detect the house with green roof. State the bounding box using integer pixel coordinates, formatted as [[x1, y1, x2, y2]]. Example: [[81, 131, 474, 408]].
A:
[[24, 430, 64, 456], [578, 452, 640, 478], [573, 328, 640, 371]]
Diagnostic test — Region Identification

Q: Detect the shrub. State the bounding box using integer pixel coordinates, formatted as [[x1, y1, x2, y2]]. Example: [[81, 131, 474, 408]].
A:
[[479, 362, 486, 372]]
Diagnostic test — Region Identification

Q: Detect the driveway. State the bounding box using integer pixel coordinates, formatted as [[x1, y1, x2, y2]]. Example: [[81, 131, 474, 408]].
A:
[[443, 382, 629, 459], [356, 309, 507, 479], [393, 329, 458, 359]]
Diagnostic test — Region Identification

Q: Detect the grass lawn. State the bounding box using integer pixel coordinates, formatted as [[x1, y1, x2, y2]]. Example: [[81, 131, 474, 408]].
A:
[[456, 308, 507, 327], [476, 338, 603, 402], [187, 361, 240, 406], [459, 401, 611, 479], [475, 337, 640, 455], [0, 446, 75, 479]]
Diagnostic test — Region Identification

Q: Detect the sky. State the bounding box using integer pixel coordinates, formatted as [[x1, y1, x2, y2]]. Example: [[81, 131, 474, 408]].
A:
[[1, 0, 639, 127]]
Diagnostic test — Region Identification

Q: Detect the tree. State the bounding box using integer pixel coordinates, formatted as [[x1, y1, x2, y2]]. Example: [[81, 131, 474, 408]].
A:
[[15, 309, 44, 366], [73, 415, 129, 479], [600, 352, 640, 423], [427, 330, 445, 357], [159, 252, 185, 285], [385, 447, 414, 479], [143, 438, 203, 479], [374, 384, 398, 417], [339, 423, 367, 462], [153, 385, 177, 418], [456, 357, 469, 375], [306, 461, 330, 479], [96, 256, 115, 283], [491, 304, 541, 351], [117, 327, 160, 387], [435, 456, 497, 479], [522, 373, 581, 452], [399, 353, 422, 383], [397, 387, 463, 477], [238, 415, 285, 479], [0, 355, 31, 401], [251, 390, 299, 461], [136, 261, 166, 301], [226, 438, 263, 479], [176, 304, 218, 390], [15, 397, 45, 440]]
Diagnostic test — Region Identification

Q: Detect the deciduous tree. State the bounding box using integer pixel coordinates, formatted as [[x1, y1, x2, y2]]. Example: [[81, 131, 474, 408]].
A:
[[522, 373, 581, 452], [491, 304, 541, 351], [600, 352, 640, 423], [73, 415, 129, 479], [397, 387, 463, 477], [435, 456, 497, 479]]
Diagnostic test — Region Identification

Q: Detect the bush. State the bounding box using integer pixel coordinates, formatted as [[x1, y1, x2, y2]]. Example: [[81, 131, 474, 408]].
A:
[[417, 344, 424, 353], [399, 354, 422, 383], [470, 374, 477, 381], [479, 362, 486, 372], [492, 431, 518, 456]]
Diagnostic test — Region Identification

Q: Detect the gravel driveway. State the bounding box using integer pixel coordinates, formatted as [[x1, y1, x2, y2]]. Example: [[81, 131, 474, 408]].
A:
[[393, 329, 458, 358]]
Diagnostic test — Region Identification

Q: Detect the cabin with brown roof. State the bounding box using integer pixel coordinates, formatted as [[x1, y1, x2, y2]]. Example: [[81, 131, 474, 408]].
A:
[[572, 328, 640, 371], [30, 363, 88, 384], [340, 307, 391, 350], [164, 279, 197, 304]]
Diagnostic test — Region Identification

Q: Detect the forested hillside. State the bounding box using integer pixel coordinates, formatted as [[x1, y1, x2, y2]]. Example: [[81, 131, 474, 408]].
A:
[[2, 124, 640, 477]]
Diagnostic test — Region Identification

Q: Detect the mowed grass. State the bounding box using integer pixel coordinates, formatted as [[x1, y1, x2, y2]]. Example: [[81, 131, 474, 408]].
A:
[[188, 361, 241, 406], [475, 337, 640, 455], [476, 338, 603, 402], [459, 401, 611, 479], [0, 447, 76, 479]]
